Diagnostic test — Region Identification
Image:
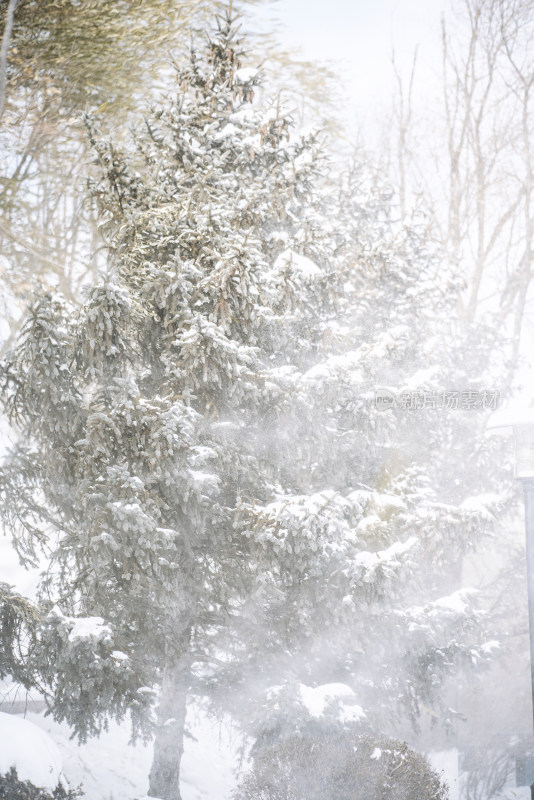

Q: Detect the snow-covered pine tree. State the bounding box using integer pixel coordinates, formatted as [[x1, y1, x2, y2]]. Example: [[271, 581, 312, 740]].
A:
[[0, 14, 338, 800], [212, 162, 512, 744], [0, 12, 509, 800]]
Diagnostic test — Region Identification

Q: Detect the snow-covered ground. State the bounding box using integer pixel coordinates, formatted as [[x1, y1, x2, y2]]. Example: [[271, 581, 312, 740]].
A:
[[2, 705, 531, 800], [6, 705, 244, 800], [1, 705, 466, 800]]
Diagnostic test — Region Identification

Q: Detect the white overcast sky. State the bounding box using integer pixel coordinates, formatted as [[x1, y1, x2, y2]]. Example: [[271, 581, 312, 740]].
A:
[[249, 0, 448, 130]]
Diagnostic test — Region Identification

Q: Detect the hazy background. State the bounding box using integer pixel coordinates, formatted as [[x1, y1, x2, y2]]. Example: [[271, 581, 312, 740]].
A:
[[251, 0, 446, 131]]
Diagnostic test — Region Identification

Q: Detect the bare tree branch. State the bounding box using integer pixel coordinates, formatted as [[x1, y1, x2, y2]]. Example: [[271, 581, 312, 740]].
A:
[[0, 0, 18, 122]]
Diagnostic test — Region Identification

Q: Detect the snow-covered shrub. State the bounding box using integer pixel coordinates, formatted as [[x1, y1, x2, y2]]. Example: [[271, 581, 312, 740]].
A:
[[0, 767, 82, 800], [233, 727, 448, 800]]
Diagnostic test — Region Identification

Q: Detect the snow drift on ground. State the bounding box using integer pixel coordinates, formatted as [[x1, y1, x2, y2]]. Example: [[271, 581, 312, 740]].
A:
[[22, 705, 244, 800], [0, 712, 63, 790]]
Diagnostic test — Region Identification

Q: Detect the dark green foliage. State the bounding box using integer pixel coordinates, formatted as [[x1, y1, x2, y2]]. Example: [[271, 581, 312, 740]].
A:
[[0, 582, 40, 689], [233, 727, 448, 800], [0, 768, 82, 800]]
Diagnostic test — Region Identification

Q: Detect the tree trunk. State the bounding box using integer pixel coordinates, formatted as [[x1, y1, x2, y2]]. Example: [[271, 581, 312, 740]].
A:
[[148, 630, 192, 800]]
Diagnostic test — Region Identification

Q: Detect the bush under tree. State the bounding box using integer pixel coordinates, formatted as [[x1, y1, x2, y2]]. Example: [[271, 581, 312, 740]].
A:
[[233, 726, 448, 800], [0, 768, 82, 800]]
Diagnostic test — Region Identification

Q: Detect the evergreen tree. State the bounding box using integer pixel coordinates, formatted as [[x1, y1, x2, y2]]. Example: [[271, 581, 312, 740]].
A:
[[0, 15, 336, 799], [0, 13, 509, 800], [212, 163, 512, 742], [0, 0, 337, 354]]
